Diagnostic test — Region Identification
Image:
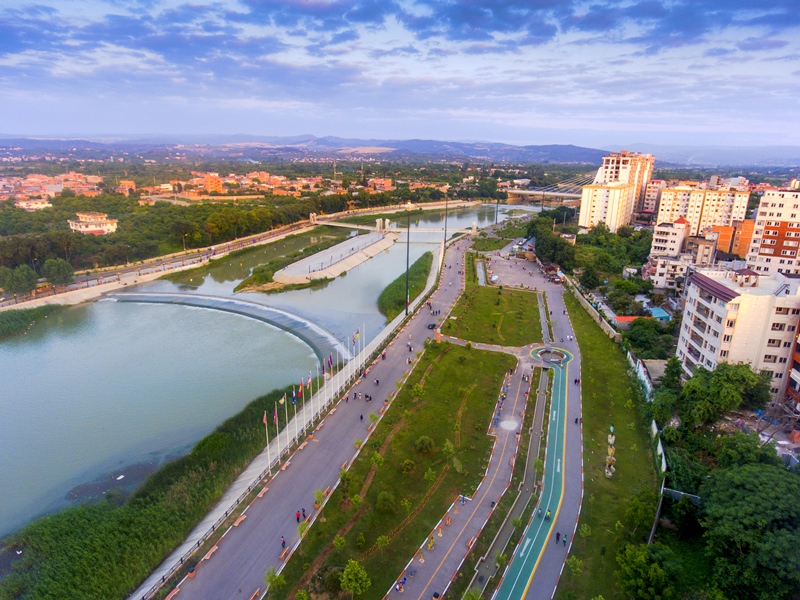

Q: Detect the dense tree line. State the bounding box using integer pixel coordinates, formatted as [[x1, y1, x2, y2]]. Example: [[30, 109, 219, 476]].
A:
[[575, 222, 652, 277], [614, 359, 800, 600], [525, 208, 577, 271], [0, 192, 349, 272]]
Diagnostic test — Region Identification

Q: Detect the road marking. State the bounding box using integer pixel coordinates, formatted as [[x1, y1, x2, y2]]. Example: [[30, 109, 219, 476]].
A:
[[556, 459, 561, 473], [519, 538, 531, 558]]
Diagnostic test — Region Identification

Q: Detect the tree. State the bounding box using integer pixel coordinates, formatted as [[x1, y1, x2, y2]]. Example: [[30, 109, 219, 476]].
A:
[[370, 452, 384, 468], [624, 318, 673, 359], [579, 266, 601, 290], [333, 535, 346, 557], [296, 591, 310, 600], [679, 363, 764, 427], [376, 534, 389, 556], [621, 489, 658, 542], [700, 464, 800, 599], [615, 543, 682, 600], [264, 566, 287, 595], [42, 257, 74, 285], [0, 266, 11, 290], [659, 356, 683, 391], [463, 588, 483, 600], [713, 431, 781, 469], [376, 491, 395, 513], [5, 264, 38, 294], [414, 435, 434, 453], [340, 559, 371, 598]]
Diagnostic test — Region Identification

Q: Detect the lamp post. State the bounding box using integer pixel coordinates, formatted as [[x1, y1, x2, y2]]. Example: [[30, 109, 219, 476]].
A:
[[495, 196, 500, 224], [182, 233, 187, 252], [405, 201, 412, 316], [443, 195, 449, 247]]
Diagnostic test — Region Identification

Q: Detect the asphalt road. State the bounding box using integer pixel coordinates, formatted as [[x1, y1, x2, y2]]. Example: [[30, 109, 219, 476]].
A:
[[172, 238, 469, 600]]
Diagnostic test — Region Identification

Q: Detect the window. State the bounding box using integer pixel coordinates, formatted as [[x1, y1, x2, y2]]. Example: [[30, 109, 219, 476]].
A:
[[775, 372, 783, 378], [720, 350, 728, 358], [771, 387, 779, 394], [779, 357, 788, 363], [763, 355, 777, 363], [776, 307, 790, 315], [792, 309, 800, 315], [723, 334, 732, 342], [767, 338, 781, 347], [771, 323, 786, 331], [726, 320, 736, 328]]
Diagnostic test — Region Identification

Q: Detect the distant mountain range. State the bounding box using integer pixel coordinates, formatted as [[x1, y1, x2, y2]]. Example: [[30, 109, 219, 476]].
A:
[[1, 134, 799, 167]]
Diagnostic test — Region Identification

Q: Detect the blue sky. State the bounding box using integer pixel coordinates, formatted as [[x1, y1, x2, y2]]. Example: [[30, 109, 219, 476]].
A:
[[1, 0, 799, 146]]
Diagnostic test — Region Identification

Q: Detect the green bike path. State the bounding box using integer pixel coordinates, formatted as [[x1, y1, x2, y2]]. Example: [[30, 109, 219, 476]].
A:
[[493, 346, 572, 600]]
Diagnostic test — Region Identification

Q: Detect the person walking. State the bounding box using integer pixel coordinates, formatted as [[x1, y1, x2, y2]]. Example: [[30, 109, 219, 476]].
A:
[[295, 511, 301, 523], [302, 508, 306, 520], [281, 536, 286, 549], [556, 531, 561, 543], [563, 534, 568, 547]]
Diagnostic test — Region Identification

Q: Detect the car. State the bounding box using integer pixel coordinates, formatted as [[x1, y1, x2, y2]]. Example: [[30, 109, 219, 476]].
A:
[[427, 323, 436, 330]]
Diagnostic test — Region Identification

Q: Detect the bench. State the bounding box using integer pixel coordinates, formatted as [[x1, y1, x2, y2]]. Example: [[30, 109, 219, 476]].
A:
[[233, 515, 246, 527], [281, 461, 291, 471], [279, 548, 289, 561], [248, 590, 260, 600], [203, 545, 218, 561], [164, 588, 180, 600], [258, 487, 268, 498], [323, 486, 331, 497]]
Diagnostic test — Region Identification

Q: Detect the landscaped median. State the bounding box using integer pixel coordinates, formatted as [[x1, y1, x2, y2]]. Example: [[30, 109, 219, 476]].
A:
[[273, 341, 516, 599], [443, 270, 542, 346], [377, 252, 434, 322], [555, 292, 658, 599]]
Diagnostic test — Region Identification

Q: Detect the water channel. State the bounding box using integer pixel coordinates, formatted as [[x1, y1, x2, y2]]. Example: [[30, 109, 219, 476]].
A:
[[0, 204, 533, 536]]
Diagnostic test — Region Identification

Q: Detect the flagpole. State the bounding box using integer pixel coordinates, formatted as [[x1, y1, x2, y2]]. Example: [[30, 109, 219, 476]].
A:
[[293, 400, 298, 444], [275, 402, 281, 466], [264, 411, 272, 476], [285, 392, 290, 450]]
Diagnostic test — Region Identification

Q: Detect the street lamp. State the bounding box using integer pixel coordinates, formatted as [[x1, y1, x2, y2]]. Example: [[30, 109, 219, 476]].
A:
[[405, 201, 412, 316], [183, 233, 187, 252], [443, 195, 449, 247]]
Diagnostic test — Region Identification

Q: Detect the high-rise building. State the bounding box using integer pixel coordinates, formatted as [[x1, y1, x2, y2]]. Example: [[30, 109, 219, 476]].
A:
[[642, 179, 666, 214], [656, 186, 749, 236], [204, 173, 223, 194], [678, 268, 800, 399], [712, 220, 755, 258], [578, 150, 655, 232], [578, 182, 636, 233], [746, 189, 800, 276]]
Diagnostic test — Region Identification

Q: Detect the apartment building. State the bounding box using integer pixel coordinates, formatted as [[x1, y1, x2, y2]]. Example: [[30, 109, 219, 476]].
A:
[[642, 218, 717, 291], [746, 189, 800, 276], [204, 173, 223, 194], [578, 182, 636, 233], [593, 150, 655, 206], [642, 179, 666, 214], [656, 186, 749, 236], [678, 268, 800, 399], [711, 220, 755, 258]]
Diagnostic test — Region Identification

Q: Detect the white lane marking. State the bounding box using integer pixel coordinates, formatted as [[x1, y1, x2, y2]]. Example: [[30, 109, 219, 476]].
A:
[[556, 459, 561, 473], [520, 538, 531, 558]]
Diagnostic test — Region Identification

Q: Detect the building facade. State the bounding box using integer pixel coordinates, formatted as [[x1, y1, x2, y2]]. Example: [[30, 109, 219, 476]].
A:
[[656, 186, 749, 236], [67, 212, 118, 235], [593, 150, 655, 206], [746, 189, 800, 276], [578, 182, 636, 233], [642, 179, 666, 214], [678, 268, 800, 399]]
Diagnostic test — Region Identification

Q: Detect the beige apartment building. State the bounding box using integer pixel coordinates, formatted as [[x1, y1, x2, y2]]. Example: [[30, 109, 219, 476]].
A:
[[656, 186, 749, 235], [678, 268, 800, 398], [746, 189, 800, 276], [579, 150, 654, 232]]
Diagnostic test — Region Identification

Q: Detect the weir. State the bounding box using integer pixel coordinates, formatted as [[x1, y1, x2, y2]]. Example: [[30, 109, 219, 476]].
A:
[[106, 292, 351, 362]]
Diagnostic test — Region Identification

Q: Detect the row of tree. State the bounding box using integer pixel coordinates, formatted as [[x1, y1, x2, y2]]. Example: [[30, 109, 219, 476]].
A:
[[0, 258, 74, 294]]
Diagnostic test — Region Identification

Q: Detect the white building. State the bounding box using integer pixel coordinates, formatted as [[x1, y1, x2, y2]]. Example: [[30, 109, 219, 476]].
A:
[[651, 218, 690, 257], [746, 189, 800, 276], [68, 212, 118, 236], [578, 182, 636, 233], [656, 186, 749, 236], [15, 198, 52, 211], [678, 268, 800, 399], [579, 150, 655, 232]]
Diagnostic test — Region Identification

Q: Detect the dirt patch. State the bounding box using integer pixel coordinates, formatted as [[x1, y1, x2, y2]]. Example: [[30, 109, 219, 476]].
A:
[[66, 460, 161, 503]]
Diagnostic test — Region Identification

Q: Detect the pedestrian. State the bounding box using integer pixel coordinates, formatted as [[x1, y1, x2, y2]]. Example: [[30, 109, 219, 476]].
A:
[[296, 511, 301, 523], [302, 508, 306, 519], [556, 531, 561, 543], [360, 414, 363, 421], [281, 536, 286, 549], [563, 534, 567, 546]]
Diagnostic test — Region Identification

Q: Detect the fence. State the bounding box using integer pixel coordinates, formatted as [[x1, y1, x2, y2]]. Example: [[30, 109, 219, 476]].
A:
[[562, 276, 621, 342]]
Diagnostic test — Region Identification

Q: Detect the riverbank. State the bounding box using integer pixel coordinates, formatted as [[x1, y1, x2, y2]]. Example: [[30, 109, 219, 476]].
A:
[[0, 305, 63, 340]]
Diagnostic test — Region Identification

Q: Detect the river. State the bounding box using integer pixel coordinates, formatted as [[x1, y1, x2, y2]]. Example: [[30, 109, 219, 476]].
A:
[[0, 204, 532, 536]]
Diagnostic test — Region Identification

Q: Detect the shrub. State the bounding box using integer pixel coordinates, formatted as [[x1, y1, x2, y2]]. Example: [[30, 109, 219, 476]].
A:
[[376, 491, 396, 513], [414, 435, 434, 453]]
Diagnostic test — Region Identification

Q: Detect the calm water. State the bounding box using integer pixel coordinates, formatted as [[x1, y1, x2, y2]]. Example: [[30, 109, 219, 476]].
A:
[[0, 204, 529, 536]]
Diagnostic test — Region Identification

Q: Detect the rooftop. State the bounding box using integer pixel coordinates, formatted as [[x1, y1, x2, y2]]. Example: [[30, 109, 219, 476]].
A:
[[691, 268, 800, 299]]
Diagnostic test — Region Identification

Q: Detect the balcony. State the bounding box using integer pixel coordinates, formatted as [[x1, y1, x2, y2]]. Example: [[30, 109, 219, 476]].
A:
[[686, 343, 702, 361], [696, 304, 711, 319]]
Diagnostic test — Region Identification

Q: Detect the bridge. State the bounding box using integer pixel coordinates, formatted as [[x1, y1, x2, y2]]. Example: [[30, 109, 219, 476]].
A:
[[506, 173, 594, 204], [319, 219, 476, 235]]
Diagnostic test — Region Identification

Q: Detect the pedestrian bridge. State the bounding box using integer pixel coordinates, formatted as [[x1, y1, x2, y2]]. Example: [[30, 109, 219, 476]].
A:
[[319, 220, 474, 235], [104, 292, 351, 361]]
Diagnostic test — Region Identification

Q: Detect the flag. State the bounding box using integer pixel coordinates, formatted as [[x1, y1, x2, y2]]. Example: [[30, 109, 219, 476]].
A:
[[279, 394, 285, 405], [273, 403, 278, 425], [299, 379, 303, 397], [322, 362, 325, 375], [292, 387, 296, 405], [307, 375, 312, 388], [328, 354, 333, 368], [355, 329, 360, 339], [352, 335, 356, 346], [263, 411, 267, 425]]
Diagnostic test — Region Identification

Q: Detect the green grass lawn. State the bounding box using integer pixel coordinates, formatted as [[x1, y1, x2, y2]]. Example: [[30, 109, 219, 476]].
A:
[[377, 252, 433, 322], [555, 292, 658, 599], [442, 283, 542, 347], [471, 237, 510, 252], [276, 342, 515, 599]]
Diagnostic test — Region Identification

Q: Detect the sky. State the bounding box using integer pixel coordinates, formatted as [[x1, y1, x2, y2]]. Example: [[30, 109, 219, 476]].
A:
[[1, 0, 800, 147]]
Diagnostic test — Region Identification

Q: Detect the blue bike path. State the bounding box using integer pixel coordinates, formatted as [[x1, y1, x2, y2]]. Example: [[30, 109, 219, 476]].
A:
[[493, 347, 572, 600]]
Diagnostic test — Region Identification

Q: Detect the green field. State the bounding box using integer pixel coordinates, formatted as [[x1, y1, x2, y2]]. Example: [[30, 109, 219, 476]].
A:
[[276, 342, 515, 599], [377, 252, 433, 322], [442, 283, 542, 347], [555, 292, 658, 599]]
